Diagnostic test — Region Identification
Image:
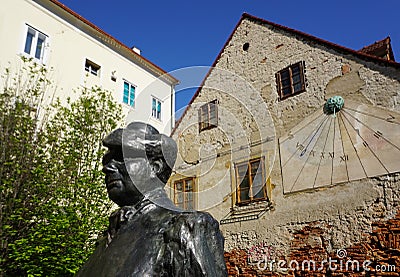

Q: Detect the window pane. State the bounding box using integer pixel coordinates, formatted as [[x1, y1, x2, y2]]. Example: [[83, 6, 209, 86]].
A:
[[175, 182, 183, 191], [176, 192, 183, 203], [91, 67, 98, 76], [240, 188, 250, 202], [35, 36, 45, 59], [250, 161, 260, 175], [252, 173, 265, 200], [210, 115, 218, 127], [24, 30, 34, 54], [186, 200, 193, 210], [291, 65, 300, 74], [185, 180, 192, 192], [152, 98, 157, 116], [123, 82, 129, 104], [281, 77, 291, 87], [253, 187, 265, 200], [292, 74, 301, 84], [293, 83, 302, 93], [129, 86, 135, 106], [239, 175, 250, 189], [280, 70, 290, 79], [283, 87, 292, 96], [157, 101, 161, 119]]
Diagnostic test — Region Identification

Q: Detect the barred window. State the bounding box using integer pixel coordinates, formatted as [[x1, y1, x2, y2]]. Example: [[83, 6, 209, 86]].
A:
[[275, 61, 306, 100], [199, 99, 218, 132]]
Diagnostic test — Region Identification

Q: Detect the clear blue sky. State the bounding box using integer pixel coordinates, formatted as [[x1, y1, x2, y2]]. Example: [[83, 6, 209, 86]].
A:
[[58, 0, 400, 112]]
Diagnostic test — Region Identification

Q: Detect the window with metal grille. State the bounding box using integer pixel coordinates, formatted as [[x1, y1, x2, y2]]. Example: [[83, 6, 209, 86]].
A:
[[174, 178, 195, 210], [199, 99, 218, 132], [275, 61, 306, 100], [235, 157, 268, 205]]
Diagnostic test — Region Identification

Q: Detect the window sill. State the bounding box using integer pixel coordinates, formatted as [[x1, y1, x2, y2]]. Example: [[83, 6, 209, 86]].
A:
[[278, 89, 306, 101], [18, 53, 47, 66], [234, 198, 270, 211], [122, 102, 135, 109], [150, 116, 162, 123]]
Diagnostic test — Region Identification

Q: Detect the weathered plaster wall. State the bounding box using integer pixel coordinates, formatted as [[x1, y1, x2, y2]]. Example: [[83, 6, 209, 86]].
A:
[[170, 17, 400, 263]]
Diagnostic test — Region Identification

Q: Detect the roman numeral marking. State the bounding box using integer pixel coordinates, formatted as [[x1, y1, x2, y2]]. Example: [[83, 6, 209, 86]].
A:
[[374, 130, 383, 139], [386, 114, 395, 123], [340, 154, 349, 162]]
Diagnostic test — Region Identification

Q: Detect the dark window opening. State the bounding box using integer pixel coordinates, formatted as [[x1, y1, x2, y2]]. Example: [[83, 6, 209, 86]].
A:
[[85, 59, 101, 76], [199, 99, 218, 132], [275, 61, 306, 100]]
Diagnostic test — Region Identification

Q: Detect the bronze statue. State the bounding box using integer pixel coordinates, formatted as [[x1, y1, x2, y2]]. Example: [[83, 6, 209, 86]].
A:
[[77, 122, 227, 276]]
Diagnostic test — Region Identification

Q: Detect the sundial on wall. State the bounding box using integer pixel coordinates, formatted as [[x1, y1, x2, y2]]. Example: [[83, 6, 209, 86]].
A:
[[279, 96, 400, 194]]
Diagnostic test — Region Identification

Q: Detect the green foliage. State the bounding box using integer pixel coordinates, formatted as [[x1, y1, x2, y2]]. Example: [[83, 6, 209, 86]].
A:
[[0, 57, 122, 276]]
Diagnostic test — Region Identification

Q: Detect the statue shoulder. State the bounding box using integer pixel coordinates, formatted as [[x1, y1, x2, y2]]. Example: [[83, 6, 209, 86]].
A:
[[167, 210, 221, 234]]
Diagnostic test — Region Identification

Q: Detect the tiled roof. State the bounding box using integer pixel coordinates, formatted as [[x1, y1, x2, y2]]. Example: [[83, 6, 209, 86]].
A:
[[42, 0, 179, 85], [359, 37, 395, 61], [172, 13, 400, 135]]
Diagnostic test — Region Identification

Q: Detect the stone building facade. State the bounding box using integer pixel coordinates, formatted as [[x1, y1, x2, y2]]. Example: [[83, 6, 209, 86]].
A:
[[170, 13, 400, 276]]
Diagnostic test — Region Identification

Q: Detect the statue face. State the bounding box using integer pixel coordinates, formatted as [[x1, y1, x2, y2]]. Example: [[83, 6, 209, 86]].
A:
[[102, 148, 151, 206]]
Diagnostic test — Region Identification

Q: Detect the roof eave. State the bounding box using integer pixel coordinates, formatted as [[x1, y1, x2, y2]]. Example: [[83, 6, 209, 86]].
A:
[[33, 0, 179, 85]]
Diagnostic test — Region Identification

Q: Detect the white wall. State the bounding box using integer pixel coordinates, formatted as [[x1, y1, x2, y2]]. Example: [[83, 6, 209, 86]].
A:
[[0, 0, 175, 134]]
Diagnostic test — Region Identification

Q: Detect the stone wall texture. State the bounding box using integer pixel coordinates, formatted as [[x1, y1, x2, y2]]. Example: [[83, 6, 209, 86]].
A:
[[224, 208, 400, 276], [170, 15, 400, 275]]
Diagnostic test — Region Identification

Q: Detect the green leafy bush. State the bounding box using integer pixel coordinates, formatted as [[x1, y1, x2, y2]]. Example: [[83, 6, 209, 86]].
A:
[[0, 58, 122, 276]]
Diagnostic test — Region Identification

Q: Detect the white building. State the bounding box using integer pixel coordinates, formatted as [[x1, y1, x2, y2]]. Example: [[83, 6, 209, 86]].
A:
[[0, 0, 178, 134]]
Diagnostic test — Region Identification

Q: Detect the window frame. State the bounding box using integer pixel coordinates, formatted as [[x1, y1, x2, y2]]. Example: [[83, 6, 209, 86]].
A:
[[122, 80, 136, 107], [235, 157, 268, 205], [23, 25, 48, 63], [198, 99, 218, 132], [173, 177, 195, 210], [84, 59, 101, 77], [275, 61, 306, 100], [151, 97, 162, 120]]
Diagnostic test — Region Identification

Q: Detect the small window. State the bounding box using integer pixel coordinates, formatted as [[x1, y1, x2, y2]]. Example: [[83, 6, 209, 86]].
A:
[[151, 97, 162, 120], [174, 178, 195, 210], [23, 25, 48, 63], [85, 59, 101, 76], [123, 80, 135, 107], [235, 157, 268, 205], [199, 99, 218, 132], [275, 61, 306, 100]]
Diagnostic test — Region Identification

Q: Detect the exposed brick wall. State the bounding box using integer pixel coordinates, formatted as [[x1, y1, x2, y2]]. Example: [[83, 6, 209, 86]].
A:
[[225, 210, 400, 276], [224, 249, 278, 277]]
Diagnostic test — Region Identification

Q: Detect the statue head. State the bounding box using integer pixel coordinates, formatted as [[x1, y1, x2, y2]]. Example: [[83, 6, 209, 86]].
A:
[[102, 122, 177, 207]]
